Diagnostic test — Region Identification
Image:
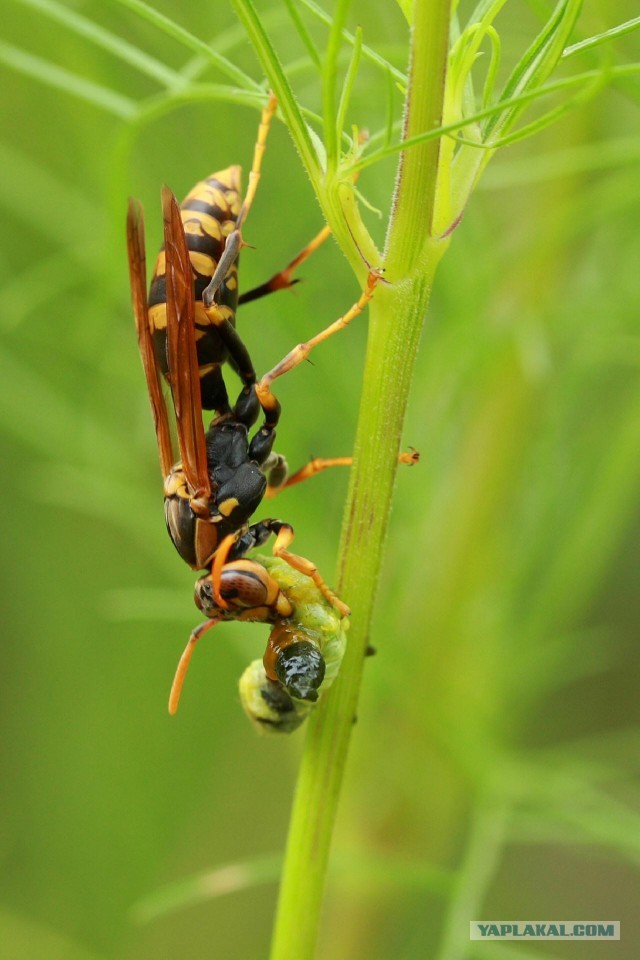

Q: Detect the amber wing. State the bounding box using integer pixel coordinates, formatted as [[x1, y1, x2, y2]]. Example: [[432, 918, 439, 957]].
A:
[[126, 198, 174, 478], [161, 186, 211, 503]]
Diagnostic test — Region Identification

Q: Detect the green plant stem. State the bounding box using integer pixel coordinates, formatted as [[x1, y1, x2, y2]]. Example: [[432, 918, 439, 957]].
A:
[[269, 2, 451, 958], [386, 0, 451, 271], [436, 792, 509, 960]]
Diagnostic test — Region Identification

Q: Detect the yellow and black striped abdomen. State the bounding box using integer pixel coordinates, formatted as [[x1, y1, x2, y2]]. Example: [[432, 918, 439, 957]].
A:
[[148, 165, 243, 411]]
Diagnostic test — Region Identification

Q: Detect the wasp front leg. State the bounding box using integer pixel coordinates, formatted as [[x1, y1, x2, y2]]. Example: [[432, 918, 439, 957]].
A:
[[269, 522, 350, 618], [246, 520, 350, 618], [209, 522, 349, 618]]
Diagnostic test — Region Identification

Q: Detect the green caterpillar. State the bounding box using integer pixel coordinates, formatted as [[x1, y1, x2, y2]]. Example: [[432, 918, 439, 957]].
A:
[[238, 556, 348, 734]]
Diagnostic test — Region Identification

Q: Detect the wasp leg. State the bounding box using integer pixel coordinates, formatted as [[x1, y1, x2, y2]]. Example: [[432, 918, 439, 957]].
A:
[[265, 456, 352, 497], [222, 518, 348, 615], [265, 448, 420, 497], [207, 523, 293, 614], [202, 93, 278, 309], [199, 306, 260, 425], [199, 94, 279, 421], [254, 269, 383, 435], [236, 92, 279, 233], [168, 619, 219, 715], [238, 225, 332, 306], [202, 230, 243, 311], [238, 129, 367, 307], [237, 133, 365, 301], [271, 522, 350, 617], [200, 256, 260, 424], [203, 227, 331, 410]]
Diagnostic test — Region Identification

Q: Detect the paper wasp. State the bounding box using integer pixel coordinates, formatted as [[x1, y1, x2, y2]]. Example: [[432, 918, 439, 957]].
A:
[[126, 95, 395, 715]]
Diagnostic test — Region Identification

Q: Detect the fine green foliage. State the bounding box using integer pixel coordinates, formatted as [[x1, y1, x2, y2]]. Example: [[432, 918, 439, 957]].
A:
[[1, 1, 639, 959]]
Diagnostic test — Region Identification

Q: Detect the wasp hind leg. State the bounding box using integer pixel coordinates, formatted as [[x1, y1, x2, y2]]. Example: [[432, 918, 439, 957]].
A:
[[200, 93, 280, 425], [247, 271, 383, 470], [238, 225, 332, 306], [253, 269, 383, 442]]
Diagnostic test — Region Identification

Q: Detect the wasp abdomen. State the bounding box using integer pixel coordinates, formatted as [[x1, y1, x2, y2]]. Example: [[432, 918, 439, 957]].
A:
[[180, 166, 242, 301], [148, 166, 243, 410]]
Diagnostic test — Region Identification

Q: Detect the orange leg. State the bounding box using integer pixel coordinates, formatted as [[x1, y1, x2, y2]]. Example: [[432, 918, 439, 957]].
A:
[[255, 268, 384, 430], [266, 448, 420, 498], [271, 524, 350, 618], [266, 456, 352, 498], [238, 225, 332, 306], [238, 129, 369, 306], [168, 619, 219, 715], [203, 93, 278, 309], [236, 92, 278, 232], [238, 126, 369, 306]]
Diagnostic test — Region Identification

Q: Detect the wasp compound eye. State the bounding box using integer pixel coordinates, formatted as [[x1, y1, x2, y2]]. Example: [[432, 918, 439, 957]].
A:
[[194, 575, 215, 616], [275, 640, 326, 702]]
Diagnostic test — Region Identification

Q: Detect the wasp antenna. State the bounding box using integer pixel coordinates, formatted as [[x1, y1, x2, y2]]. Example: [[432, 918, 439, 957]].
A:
[[168, 620, 219, 715]]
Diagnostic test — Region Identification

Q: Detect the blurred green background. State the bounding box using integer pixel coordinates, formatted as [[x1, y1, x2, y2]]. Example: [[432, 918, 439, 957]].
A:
[[1, 1, 639, 958]]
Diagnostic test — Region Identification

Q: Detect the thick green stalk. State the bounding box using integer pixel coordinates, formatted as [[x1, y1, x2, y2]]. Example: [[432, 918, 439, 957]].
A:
[[269, 2, 451, 958]]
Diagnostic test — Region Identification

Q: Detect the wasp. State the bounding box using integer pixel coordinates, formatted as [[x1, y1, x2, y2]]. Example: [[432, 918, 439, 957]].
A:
[[126, 95, 389, 712], [169, 555, 348, 733]]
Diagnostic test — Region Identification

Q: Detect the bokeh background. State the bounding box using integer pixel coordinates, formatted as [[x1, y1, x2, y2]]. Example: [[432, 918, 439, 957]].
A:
[[1, 1, 639, 958]]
